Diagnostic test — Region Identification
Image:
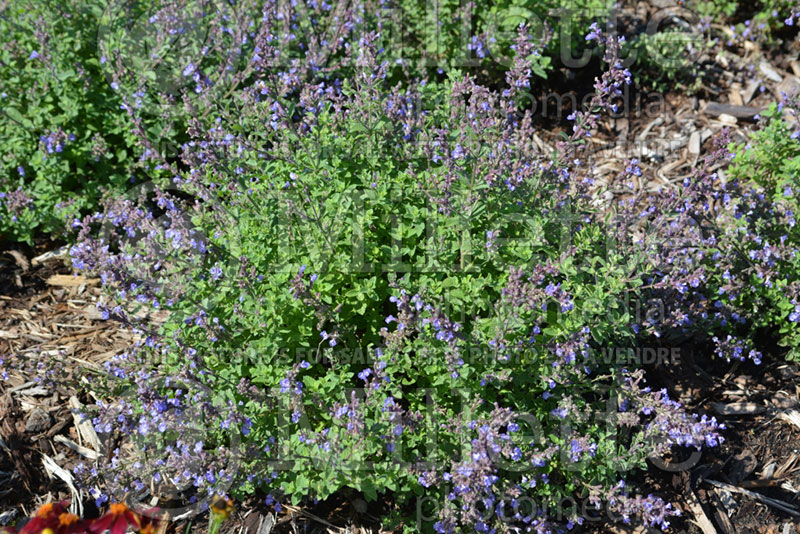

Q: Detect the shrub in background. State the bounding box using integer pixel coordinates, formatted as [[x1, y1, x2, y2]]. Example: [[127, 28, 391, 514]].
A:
[[725, 99, 800, 360], [0, 0, 279, 243], [627, 29, 707, 93], [8, 0, 795, 245], [0, 0, 133, 243]]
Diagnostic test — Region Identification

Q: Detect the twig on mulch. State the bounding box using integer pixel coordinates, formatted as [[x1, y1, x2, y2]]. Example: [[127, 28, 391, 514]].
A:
[[45, 274, 99, 287], [712, 402, 765, 415], [779, 408, 800, 431], [41, 452, 83, 517], [53, 435, 100, 460], [708, 489, 736, 534], [31, 246, 68, 267], [241, 511, 276, 534], [68, 396, 102, 453], [703, 479, 800, 518], [684, 482, 718, 534], [702, 102, 763, 121], [5, 250, 30, 272], [279, 504, 346, 533]]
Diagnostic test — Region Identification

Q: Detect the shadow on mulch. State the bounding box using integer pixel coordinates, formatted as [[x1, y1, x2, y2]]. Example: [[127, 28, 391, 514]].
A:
[[1, 239, 66, 298], [622, 342, 800, 534], [1, 239, 73, 519]]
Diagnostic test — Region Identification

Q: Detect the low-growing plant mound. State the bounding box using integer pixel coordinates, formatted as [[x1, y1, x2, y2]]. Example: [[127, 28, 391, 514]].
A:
[[57, 24, 742, 533], [3, 2, 800, 533]]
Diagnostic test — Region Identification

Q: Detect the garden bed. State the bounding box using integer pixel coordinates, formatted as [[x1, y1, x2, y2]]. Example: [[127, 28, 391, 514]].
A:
[[2, 1, 800, 533], [2, 249, 799, 532]]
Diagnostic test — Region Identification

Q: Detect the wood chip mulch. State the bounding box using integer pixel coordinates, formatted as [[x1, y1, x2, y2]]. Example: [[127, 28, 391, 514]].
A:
[[1, 244, 131, 523]]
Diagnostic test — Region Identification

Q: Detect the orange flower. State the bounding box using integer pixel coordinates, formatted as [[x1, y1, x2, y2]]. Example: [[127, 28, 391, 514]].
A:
[[8, 501, 160, 534], [52, 513, 86, 534], [10, 502, 88, 534], [130, 509, 163, 534], [87, 504, 139, 534], [36, 504, 63, 519], [18, 502, 71, 534]]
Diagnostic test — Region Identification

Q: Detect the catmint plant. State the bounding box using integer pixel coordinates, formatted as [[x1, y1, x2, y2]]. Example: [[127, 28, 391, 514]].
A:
[[59, 11, 730, 533]]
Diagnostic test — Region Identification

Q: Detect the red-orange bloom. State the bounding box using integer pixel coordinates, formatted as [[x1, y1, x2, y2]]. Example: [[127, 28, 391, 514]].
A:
[[130, 510, 163, 534], [87, 504, 139, 534], [52, 513, 87, 534], [11, 502, 88, 534], [18, 502, 71, 534]]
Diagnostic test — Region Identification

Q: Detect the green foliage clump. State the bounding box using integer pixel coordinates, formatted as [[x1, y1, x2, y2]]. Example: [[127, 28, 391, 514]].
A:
[[68, 38, 718, 527], [149, 75, 649, 508], [726, 102, 800, 360], [1, 0, 614, 244], [391, 0, 612, 76], [0, 0, 135, 243], [627, 29, 706, 93]]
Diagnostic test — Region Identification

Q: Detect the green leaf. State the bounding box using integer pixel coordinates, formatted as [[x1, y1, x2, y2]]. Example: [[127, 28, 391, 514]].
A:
[[56, 68, 76, 81], [5, 107, 33, 129], [361, 479, 378, 501]]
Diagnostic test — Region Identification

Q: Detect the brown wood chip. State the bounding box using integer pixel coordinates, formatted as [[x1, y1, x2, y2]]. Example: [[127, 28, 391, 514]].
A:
[[46, 275, 100, 287], [709, 489, 736, 534], [703, 103, 762, 121], [712, 402, 765, 415], [5, 250, 30, 272], [729, 449, 758, 484]]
